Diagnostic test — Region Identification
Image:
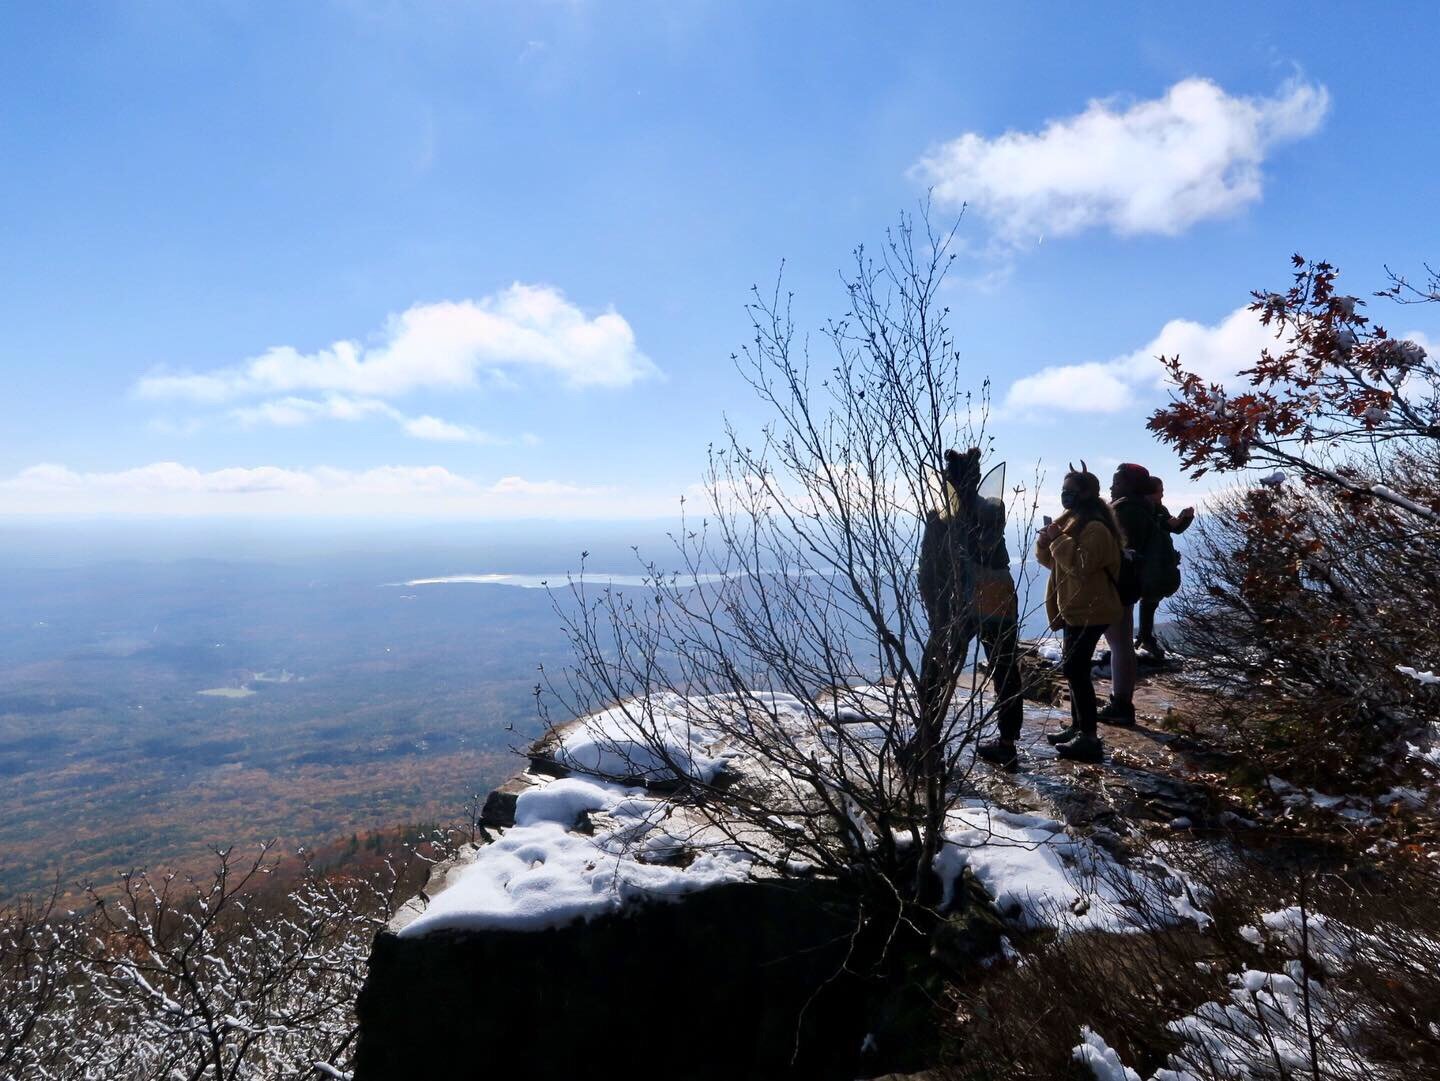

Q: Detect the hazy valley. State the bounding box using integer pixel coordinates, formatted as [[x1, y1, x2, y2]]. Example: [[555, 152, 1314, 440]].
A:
[[0, 536, 646, 900]]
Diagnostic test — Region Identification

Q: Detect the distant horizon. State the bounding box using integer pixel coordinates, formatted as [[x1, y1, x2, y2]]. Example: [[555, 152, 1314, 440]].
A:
[[0, 515, 692, 570]]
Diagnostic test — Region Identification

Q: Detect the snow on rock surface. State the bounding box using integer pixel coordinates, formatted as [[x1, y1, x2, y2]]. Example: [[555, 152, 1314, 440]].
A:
[[556, 693, 736, 782], [400, 693, 834, 937], [1032, 634, 1109, 667], [1034, 636, 1064, 664], [399, 772, 753, 937], [1397, 664, 1440, 686], [512, 778, 621, 828], [933, 801, 1207, 934], [403, 687, 1210, 940], [1073, 1026, 1142, 1081]]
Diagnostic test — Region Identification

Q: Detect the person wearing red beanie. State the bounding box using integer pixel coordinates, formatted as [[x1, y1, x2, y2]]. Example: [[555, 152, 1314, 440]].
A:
[[1098, 463, 1155, 726]]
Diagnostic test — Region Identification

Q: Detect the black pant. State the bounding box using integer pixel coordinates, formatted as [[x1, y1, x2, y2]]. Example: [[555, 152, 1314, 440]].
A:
[[976, 618, 1025, 742], [1137, 596, 1161, 644], [922, 615, 1024, 742], [1061, 624, 1108, 737], [948, 617, 1024, 741]]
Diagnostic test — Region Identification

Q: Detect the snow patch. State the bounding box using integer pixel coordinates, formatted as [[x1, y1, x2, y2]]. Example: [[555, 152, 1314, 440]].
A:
[[1034, 636, 1064, 664], [513, 778, 624, 828], [933, 802, 1205, 934], [557, 694, 735, 782], [400, 773, 753, 936], [1397, 664, 1440, 686], [1074, 1026, 1142, 1081]]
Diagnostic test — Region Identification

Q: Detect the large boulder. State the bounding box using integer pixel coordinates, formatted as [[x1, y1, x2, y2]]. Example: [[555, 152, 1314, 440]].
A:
[[354, 878, 924, 1080]]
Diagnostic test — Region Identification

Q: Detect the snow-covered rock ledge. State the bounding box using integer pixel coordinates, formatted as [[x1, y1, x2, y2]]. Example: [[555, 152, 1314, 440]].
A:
[[353, 701, 921, 1080], [387, 699, 759, 940], [354, 686, 1207, 1080]]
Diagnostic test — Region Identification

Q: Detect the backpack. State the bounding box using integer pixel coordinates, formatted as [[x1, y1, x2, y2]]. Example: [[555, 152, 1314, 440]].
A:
[[1142, 521, 1182, 599], [1108, 496, 1152, 606], [964, 481, 1017, 621], [1111, 547, 1145, 607], [920, 461, 1018, 626]]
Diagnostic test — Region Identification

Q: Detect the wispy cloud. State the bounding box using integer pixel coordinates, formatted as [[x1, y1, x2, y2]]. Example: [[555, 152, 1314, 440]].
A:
[[0, 462, 645, 517], [219, 394, 517, 445], [135, 283, 658, 403], [402, 415, 508, 445], [228, 395, 395, 428], [487, 475, 600, 497], [915, 77, 1328, 242], [1004, 305, 1282, 416]]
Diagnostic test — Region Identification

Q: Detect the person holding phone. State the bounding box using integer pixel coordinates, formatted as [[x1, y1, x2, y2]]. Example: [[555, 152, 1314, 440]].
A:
[[1033, 464, 1123, 763], [1135, 477, 1194, 660]]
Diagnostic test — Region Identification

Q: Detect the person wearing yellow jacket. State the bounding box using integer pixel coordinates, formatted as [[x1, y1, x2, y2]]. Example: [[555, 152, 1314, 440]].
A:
[[1034, 465, 1123, 763]]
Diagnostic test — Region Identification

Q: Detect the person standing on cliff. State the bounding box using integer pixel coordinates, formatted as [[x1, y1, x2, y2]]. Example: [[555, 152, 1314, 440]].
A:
[[1035, 465, 1122, 763], [1097, 463, 1155, 727], [917, 448, 1025, 768], [1136, 476, 1194, 661]]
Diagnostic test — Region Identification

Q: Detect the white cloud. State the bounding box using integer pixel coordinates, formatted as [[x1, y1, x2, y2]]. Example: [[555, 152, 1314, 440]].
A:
[[1122, 305, 1286, 386], [217, 394, 512, 445], [1004, 304, 1280, 416], [487, 476, 604, 497], [136, 283, 658, 402], [6, 462, 324, 497], [229, 395, 395, 428], [915, 77, 1329, 241], [401, 415, 507, 445], [1006, 362, 1137, 415], [0, 462, 648, 518]]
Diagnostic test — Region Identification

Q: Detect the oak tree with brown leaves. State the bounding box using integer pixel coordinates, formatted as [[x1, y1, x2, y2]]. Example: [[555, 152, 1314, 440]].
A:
[[1149, 255, 1440, 525], [1151, 256, 1440, 776]]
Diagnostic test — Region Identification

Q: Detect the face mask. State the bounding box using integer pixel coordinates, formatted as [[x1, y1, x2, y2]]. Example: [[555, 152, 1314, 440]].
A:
[[1059, 489, 1079, 511]]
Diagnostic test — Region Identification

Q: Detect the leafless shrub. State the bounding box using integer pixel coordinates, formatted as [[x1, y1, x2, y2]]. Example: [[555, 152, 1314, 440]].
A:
[[0, 822, 471, 1080], [540, 209, 1043, 920], [942, 842, 1440, 1081], [1, 884, 86, 1079], [1169, 446, 1440, 781]]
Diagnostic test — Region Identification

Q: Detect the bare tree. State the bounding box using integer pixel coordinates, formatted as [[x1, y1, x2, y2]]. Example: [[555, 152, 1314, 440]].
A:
[[70, 844, 375, 1080], [540, 210, 1040, 920], [1, 885, 84, 1079], [0, 828, 467, 1081]]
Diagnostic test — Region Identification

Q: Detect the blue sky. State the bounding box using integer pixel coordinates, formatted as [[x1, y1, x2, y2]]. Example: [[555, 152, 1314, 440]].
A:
[[1, 1, 1436, 520]]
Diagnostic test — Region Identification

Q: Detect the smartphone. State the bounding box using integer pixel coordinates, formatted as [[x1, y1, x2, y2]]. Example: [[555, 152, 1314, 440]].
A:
[[1042, 515, 1053, 527]]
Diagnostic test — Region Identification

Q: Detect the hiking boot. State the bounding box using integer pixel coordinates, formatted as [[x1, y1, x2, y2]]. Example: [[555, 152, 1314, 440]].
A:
[[1054, 733, 1104, 763], [1046, 725, 1081, 746], [1136, 636, 1167, 662], [976, 739, 1018, 767], [1097, 697, 1136, 727]]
